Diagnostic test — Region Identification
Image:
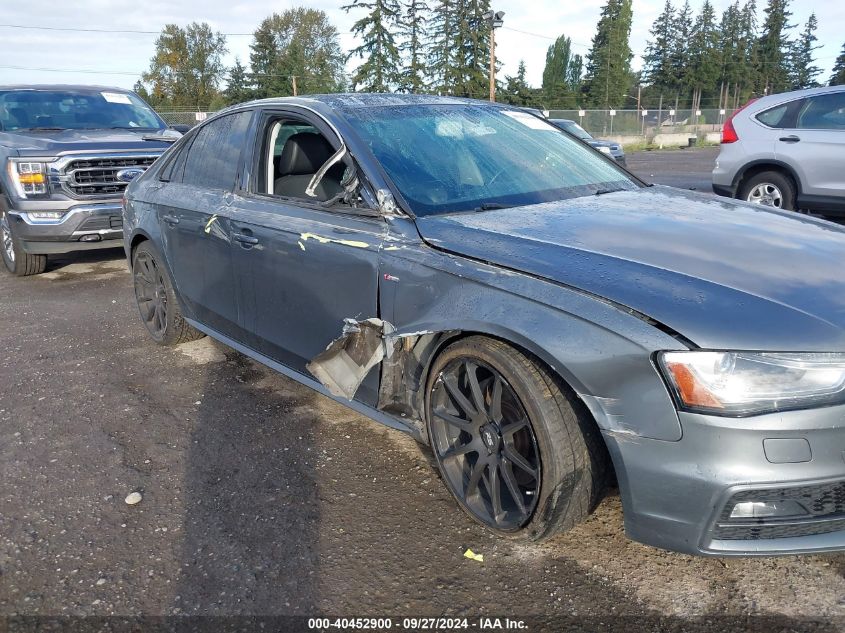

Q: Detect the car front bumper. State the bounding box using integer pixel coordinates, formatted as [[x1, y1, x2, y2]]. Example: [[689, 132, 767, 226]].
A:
[[7, 201, 124, 255], [606, 404, 845, 556]]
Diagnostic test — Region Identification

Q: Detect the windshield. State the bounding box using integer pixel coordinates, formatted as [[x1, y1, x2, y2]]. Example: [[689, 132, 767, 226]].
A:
[[0, 89, 166, 132], [345, 104, 636, 216], [554, 120, 593, 140]]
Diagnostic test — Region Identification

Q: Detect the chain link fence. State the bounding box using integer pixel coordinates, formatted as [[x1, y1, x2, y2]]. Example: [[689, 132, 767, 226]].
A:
[[548, 108, 732, 139], [156, 107, 734, 145]]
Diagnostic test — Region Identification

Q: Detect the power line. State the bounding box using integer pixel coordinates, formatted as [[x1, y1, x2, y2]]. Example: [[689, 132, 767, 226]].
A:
[[0, 23, 253, 36]]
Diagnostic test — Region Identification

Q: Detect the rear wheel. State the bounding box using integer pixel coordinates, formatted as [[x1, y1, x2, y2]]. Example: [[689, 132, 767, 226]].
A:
[[425, 336, 608, 541], [1, 211, 47, 276], [132, 241, 204, 345], [739, 171, 796, 211]]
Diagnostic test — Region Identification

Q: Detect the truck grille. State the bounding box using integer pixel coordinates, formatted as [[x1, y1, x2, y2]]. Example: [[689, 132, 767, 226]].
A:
[[714, 481, 845, 540], [63, 156, 158, 198]]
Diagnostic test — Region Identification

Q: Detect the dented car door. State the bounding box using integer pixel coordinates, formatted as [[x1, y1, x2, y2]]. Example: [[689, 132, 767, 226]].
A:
[[230, 198, 387, 406]]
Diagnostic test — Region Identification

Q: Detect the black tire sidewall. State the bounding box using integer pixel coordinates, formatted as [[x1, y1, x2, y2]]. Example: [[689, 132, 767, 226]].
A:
[[132, 241, 180, 345], [425, 336, 591, 541], [1, 210, 18, 274], [740, 171, 796, 211]]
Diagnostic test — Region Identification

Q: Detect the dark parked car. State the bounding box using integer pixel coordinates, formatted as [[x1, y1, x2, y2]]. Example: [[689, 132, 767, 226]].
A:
[[0, 85, 179, 276], [550, 118, 626, 166], [125, 94, 845, 556]]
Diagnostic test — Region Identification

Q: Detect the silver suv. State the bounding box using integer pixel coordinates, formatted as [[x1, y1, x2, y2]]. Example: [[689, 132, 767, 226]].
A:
[[712, 86, 845, 214]]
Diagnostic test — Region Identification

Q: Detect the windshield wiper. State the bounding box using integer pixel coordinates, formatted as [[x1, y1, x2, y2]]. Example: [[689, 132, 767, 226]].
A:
[[594, 188, 623, 196], [24, 127, 66, 131], [470, 202, 511, 212]]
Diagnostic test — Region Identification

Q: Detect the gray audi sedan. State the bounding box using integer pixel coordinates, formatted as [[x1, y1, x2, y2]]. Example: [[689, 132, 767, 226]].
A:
[[124, 94, 845, 556]]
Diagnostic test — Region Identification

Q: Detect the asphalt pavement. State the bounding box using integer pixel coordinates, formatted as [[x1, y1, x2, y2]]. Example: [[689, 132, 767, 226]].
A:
[[626, 146, 719, 193], [3, 149, 845, 632]]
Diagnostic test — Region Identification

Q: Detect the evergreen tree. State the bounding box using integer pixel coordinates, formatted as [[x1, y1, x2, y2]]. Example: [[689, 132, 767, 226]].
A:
[[788, 13, 822, 90], [756, 0, 793, 94], [542, 35, 579, 107], [642, 1, 677, 96], [452, 0, 493, 98], [500, 61, 540, 107], [344, 0, 403, 91], [583, 0, 634, 108], [224, 58, 253, 105], [669, 0, 694, 100], [398, 0, 430, 92], [831, 43, 845, 86], [428, 0, 458, 93], [686, 0, 721, 110], [249, 9, 346, 98]]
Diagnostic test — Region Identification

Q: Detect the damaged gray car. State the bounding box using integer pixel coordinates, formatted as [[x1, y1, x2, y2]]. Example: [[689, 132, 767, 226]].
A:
[[124, 94, 845, 556]]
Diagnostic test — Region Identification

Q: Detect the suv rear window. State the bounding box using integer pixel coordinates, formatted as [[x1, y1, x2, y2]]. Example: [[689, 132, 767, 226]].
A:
[[756, 104, 789, 128]]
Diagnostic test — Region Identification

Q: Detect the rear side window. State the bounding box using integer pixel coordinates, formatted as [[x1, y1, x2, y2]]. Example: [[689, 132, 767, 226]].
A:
[[797, 93, 845, 130], [182, 111, 252, 189], [756, 104, 789, 128], [159, 139, 191, 183]]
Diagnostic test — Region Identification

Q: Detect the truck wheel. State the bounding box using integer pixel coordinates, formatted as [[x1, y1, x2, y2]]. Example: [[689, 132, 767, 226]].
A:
[[132, 240, 204, 346], [425, 336, 609, 541], [1, 211, 47, 276], [739, 171, 796, 211]]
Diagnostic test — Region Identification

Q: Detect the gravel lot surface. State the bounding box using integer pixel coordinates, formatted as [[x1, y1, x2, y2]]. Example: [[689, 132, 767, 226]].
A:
[[2, 164, 845, 632]]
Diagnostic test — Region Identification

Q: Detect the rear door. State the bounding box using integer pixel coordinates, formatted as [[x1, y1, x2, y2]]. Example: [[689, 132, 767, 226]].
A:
[[229, 108, 386, 406], [156, 110, 253, 339], [774, 91, 845, 200]]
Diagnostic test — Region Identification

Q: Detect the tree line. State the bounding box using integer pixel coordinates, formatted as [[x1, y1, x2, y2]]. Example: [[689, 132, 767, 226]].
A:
[[135, 0, 845, 112]]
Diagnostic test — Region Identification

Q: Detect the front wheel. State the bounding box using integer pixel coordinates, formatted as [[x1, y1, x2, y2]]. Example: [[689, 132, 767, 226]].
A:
[[425, 336, 608, 541], [739, 171, 796, 211], [1, 211, 47, 276], [132, 241, 204, 346]]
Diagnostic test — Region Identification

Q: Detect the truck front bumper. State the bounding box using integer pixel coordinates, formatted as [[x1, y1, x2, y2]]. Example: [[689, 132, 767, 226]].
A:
[[607, 404, 845, 556], [7, 201, 124, 255]]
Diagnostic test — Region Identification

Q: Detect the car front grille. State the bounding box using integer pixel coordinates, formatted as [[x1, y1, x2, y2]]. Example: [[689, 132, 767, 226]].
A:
[[62, 156, 158, 198], [714, 481, 845, 540]]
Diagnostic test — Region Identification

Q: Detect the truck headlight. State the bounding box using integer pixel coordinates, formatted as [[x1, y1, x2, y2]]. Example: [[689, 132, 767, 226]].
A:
[[7, 161, 50, 198], [658, 351, 845, 416]]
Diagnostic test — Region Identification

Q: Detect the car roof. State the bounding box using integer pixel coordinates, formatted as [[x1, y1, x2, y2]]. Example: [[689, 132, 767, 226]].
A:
[[750, 84, 845, 110], [227, 93, 488, 113], [0, 84, 133, 93]]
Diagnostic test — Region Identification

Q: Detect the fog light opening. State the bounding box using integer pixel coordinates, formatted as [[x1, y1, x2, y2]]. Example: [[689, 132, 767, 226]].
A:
[[729, 500, 809, 520], [79, 234, 102, 243]]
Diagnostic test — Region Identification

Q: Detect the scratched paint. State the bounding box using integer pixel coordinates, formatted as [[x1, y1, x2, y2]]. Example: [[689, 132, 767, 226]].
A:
[[299, 232, 369, 249]]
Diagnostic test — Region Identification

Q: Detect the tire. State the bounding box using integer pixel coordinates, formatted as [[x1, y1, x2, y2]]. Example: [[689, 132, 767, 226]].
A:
[[132, 240, 204, 346], [738, 170, 796, 211], [1, 210, 47, 276], [425, 336, 608, 542]]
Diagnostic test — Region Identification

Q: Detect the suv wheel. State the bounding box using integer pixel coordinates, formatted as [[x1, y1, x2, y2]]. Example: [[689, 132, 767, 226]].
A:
[[425, 336, 608, 541], [1, 211, 47, 276], [132, 241, 204, 345], [739, 171, 796, 211]]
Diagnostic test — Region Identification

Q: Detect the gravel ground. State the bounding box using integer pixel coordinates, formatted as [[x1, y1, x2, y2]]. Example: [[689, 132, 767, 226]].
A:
[[2, 212, 845, 632]]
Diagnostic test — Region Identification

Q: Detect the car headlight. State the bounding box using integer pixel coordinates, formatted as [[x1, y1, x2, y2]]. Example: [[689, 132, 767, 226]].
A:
[[7, 160, 50, 198], [597, 146, 612, 154], [658, 351, 845, 416]]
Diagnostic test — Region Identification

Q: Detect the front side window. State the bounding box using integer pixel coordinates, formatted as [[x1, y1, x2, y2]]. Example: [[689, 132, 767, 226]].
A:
[[797, 93, 845, 130], [0, 89, 165, 131], [344, 104, 636, 216], [182, 111, 252, 190]]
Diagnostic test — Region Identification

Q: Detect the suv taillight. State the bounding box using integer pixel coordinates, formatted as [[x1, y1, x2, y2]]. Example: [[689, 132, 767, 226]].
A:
[[721, 99, 758, 144]]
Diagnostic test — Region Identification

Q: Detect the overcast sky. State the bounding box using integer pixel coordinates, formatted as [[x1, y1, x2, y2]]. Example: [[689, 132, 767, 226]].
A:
[[0, 0, 842, 100]]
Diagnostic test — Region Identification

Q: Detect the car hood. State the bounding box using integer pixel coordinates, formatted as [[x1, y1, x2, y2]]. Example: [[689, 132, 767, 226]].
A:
[[0, 128, 178, 154], [415, 186, 845, 351]]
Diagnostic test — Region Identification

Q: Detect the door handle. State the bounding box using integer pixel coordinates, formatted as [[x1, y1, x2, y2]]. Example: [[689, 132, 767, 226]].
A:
[[779, 135, 801, 143], [233, 233, 259, 246], [161, 214, 180, 225]]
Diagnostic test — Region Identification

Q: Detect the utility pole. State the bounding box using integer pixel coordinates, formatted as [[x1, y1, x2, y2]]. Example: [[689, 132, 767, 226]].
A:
[[291, 76, 298, 97], [483, 10, 505, 102]]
